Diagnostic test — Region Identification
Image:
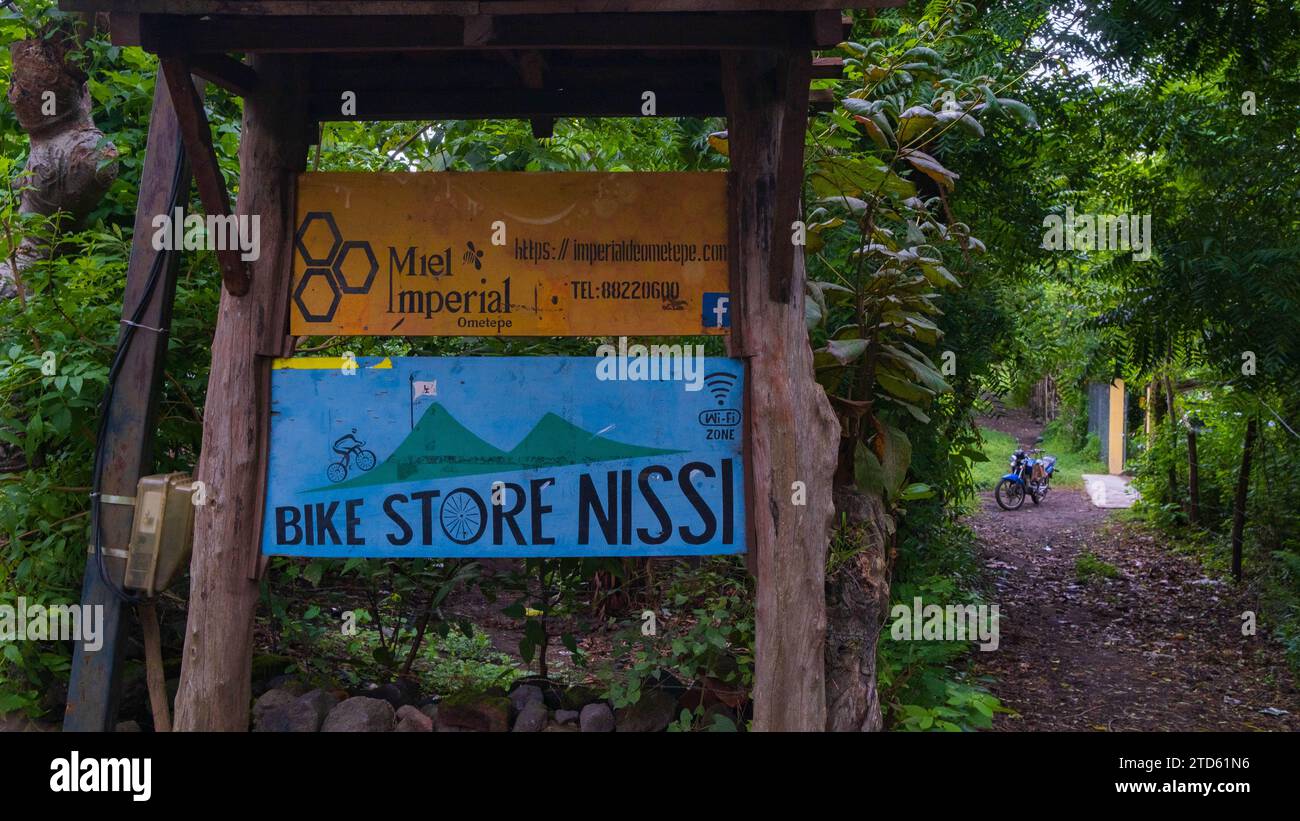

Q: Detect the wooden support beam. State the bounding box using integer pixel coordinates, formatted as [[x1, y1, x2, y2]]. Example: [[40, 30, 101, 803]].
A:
[[189, 53, 259, 97], [810, 56, 844, 79], [173, 53, 311, 732], [158, 56, 251, 295], [63, 79, 189, 732], [723, 49, 840, 732], [531, 117, 556, 138]]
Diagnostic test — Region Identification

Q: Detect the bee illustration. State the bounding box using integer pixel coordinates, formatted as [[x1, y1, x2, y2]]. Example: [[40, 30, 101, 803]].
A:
[[462, 241, 484, 270]]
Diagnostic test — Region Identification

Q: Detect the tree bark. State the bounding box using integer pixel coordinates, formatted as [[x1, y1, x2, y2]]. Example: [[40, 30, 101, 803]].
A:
[[824, 487, 891, 731], [1230, 417, 1257, 582], [174, 54, 308, 731], [3, 31, 117, 296], [1186, 427, 1200, 526], [723, 50, 840, 731]]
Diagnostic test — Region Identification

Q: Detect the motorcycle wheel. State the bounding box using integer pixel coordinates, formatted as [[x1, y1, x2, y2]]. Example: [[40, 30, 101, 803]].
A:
[[1030, 486, 1041, 504], [995, 478, 1025, 510]]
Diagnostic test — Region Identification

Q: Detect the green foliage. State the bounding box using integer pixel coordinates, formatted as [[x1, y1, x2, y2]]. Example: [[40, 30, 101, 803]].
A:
[[600, 559, 752, 730], [879, 518, 1004, 731]]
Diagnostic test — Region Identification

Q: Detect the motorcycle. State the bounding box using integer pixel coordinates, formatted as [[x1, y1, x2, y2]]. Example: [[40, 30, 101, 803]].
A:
[[995, 446, 1056, 510]]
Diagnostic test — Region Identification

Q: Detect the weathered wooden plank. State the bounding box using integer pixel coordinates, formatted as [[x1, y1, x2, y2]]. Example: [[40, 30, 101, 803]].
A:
[[262, 356, 746, 557], [288, 172, 729, 337], [64, 78, 189, 732], [137, 11, 842, 52], [63, 1, 906, 16], [172, 53, 311, 732], [189, 53, 259, 97], [158, 56, 251, 295], [723, 49, 840, 732]]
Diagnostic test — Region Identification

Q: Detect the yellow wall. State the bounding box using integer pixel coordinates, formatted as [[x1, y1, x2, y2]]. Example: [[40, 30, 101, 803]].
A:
[[1108, 379, 1125, 474]]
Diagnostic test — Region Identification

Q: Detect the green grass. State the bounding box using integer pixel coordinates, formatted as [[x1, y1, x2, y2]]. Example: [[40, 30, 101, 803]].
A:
[[1075, 551, 1121, 582], [971, 423, 1108, 492], [971, 427, 1018, 491]]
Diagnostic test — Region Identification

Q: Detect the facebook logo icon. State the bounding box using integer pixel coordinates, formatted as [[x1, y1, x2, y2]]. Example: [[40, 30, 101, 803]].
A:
[[702, 292, 731, 328]]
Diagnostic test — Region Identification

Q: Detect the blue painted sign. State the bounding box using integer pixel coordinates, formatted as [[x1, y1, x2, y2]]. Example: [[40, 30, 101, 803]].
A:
[[262, 356, 746, 557]]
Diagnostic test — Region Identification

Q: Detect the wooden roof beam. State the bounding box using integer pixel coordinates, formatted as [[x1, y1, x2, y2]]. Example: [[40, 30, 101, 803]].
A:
[[64, 1, 906, 16], [188, 53, 259, 96], [132, 10, 846, 53]]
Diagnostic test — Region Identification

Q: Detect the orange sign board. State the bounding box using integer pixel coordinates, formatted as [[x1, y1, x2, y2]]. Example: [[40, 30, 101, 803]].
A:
[[289, 172, 731, 337]]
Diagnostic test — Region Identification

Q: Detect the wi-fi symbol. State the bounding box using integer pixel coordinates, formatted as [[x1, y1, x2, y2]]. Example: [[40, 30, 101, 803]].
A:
[[705, 372, 737, 406]]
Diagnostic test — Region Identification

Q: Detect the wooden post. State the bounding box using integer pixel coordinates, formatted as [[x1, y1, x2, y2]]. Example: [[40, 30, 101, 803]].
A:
[[63, 79, 188, 732], [723, 49, 840, 732], [173, 54, 308, 731]]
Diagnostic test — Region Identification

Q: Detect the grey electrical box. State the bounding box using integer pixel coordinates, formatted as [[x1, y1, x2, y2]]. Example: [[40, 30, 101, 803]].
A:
[[123, 472, 197, 596]]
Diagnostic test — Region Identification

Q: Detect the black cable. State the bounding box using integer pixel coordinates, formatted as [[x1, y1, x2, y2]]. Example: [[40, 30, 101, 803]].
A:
[[91, 130, 188, 604]]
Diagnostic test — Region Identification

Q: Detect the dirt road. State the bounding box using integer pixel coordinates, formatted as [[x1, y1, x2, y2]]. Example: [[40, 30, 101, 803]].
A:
[[968, 488, 1300, 731]]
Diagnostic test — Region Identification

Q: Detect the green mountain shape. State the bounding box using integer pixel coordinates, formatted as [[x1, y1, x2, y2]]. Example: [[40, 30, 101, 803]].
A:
[[508, 412, 682, 469], [322, 403, 682, 491]]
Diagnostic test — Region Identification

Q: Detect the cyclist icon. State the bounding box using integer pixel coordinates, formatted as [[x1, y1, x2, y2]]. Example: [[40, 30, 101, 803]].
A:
[[327, 428, 377, 483]]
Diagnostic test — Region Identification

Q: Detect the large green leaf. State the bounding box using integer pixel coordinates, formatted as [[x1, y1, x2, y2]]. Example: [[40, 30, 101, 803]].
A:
[[876, 422, 913, 500], [854, 441, 885, 496], [876, 371, 933, 403]]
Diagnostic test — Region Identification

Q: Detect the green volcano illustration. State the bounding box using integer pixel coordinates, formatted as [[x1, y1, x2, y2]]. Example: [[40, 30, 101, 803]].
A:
[[324, 403, 683, 490]]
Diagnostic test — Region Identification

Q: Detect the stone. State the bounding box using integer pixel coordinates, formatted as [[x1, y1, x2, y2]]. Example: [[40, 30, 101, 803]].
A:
[[543, 722, 580, 732], [562, 685, 601, 711], [395, 705, 434, 732], [0, 712, 55, 732], [579, 703, 615, 733], [297, 688, 340, 725], [256, 698, 325, 733], [512, 700, 548, 732], [419, 703, 439, 722], [114, 720, 141, 733], [321, 697, 396, 732], [554, 709, 579, 725], [252, 688, 297, 725], [436, 693, 510, 733], [509, 684, 545, 714], [266, 674, 307, 695], [615, 689, 679, 733]]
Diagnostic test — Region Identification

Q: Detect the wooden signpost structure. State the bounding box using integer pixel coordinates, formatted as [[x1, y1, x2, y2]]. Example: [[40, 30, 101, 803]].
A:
[[61, 0, 895, 732]]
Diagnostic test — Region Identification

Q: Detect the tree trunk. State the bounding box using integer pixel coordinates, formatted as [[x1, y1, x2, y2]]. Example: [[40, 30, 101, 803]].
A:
[[824, 486, 892, 731], [1186, 428, 1200, 526], [2, 27, 118, 472], [174, 54, 308, 731], [723, 50, 841, 731], [1163, 374, 1179, 504], [1230, 418, 1257, 582], [3, 31, 117, 295]]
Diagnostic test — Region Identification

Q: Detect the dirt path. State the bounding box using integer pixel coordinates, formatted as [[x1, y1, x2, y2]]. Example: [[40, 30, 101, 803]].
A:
[[968, 489, 1300, 731]]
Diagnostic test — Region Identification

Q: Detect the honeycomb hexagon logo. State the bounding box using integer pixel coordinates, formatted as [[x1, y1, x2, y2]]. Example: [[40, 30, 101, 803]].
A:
[[295, 212, 341, 266], [292, 211, 378, 322], [294, 268, 341, 322], [333, 240, 379, 294]]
